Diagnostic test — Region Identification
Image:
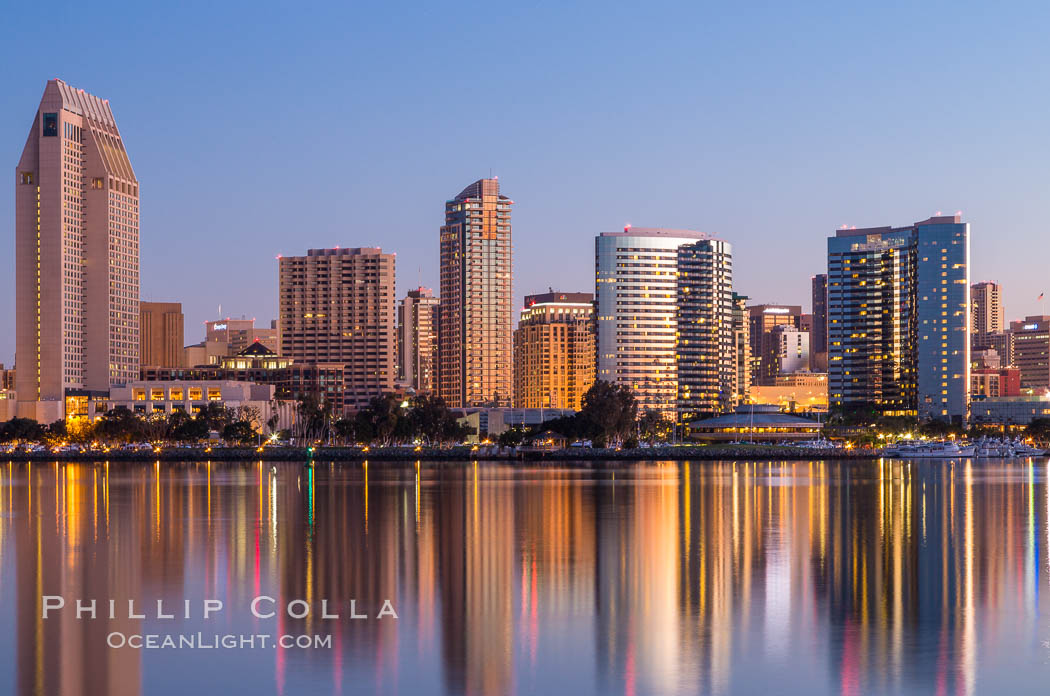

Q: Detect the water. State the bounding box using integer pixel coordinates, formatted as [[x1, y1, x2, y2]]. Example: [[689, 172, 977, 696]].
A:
[[0, 458, 1048, 695]]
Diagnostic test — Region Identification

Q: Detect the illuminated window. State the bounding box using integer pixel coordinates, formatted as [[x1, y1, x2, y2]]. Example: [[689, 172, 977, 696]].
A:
[[188, 387, 203, 401], [207, 388, 222, 401], [150, 388, 165, 401], [133, 388, 146, 401], [170, 387, 183, 401]]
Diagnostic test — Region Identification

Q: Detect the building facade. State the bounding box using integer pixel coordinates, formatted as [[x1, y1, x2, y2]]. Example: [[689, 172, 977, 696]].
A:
[[278, 247, 396, 411], [971, 281, 1003, 336], [1009, 316, 1050, 391], [596, 227, 706, 419], [513, 291, 595, 410], [675, 238, 735, 420], [731, 293, 751, 406], [140, 302, 184, 368], [971, 368, 1021, 398], [143, 343, 346, 407], [827, 215, 970, 422], [772, 325, 810, 375], [811, 274, 828, 371], [438, 179, 513, 407], [398, 287, 440, 394], [747, 304, 802, 386], [15, 79, 140, 419]]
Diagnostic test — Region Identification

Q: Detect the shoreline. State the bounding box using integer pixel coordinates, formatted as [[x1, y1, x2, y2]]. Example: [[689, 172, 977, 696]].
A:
[[2, 444, 880, 463]]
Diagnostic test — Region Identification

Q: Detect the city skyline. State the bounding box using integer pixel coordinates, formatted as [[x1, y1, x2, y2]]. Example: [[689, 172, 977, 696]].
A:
[[4, 3, 1050, 366]]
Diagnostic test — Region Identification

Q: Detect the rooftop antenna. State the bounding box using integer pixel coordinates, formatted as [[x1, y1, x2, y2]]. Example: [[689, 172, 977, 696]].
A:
[[218, 303, 221, 319]]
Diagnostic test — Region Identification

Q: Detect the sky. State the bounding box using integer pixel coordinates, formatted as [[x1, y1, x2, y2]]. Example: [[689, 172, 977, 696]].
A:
[[2, 0, 1049, 366]]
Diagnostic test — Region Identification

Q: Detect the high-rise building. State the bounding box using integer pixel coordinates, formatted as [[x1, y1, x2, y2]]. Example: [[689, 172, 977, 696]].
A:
[[772, 325, 810, 375], [1009, 317, 1050, 391], [15, 79, 140, 419], [676, 238, 735, 420], [140, 302, 184, 368], [596, 227, 706, 419], [398, 287, 439, 394], [438, 178, 513, 408], [731, 293, 751, 406], [827, 215, 970, 422], [513, 291, 595, 410], [278, 247, 396, 412], [811, 274, 828, 371], [747, 304, 802, 385], [971, 281, 1004, 336]]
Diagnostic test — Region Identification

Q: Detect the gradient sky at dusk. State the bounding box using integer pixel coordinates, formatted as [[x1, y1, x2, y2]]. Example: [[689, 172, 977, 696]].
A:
[[3, 0, 1050, 366]]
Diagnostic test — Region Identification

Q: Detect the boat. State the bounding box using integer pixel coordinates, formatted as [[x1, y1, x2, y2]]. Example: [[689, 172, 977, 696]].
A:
[[973, 436, 1046, 458], [883, 441, 974, 458]]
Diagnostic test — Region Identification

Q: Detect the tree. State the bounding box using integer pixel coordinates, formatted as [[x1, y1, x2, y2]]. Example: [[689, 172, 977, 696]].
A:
[[222, 420, 258, 444], [638, 409, 671, 445], [356, 394, 411, 445], [96, 407, 144, 443], [578, 381, 637, 447], [498, 426, 528, 447], [1025, 418, 1050, 443], [0, 418, 45, 442]]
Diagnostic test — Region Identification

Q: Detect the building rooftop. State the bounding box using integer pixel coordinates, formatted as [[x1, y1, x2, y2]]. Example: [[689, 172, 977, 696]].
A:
[[834, 214, 963, 238], [689, 406, 823, 430], [600, 226, 708, 239]]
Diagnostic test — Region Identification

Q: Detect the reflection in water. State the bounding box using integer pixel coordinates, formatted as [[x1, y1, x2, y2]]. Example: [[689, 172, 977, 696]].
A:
[[0, 459, 1049, 695]]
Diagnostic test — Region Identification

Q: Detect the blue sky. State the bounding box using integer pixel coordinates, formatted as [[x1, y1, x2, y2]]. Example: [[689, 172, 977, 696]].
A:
[[2, 0, 1049, 366]]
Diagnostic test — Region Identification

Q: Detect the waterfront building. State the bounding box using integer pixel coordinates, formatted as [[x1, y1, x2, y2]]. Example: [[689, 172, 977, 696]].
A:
[[971, 281, 1004, 336], [438, 178, 513, 408], [513, 291, 595, 410], [454, 407, 577, 443], [970, 394, 1050, 426], [811, 274, 829, 371], [140, 302, 184, 368], [15, 79, 140, 422], [731, 293, 751, 406], [596, 227, 707, 419], [1009, 316, 1050, 391], [398, 287, 439, 394], [747, 304, 802, 385], [675, 238, 734, 420], [278, 247, 396, 411], [827, 215, 970, 422], [142, 342, 346, 407], [686, 404, 823, 442], [70, 380, 295, 432]]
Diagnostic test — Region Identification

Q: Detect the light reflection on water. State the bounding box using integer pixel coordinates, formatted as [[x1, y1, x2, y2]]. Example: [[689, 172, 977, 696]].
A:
[[0, 459, 1048, 695]]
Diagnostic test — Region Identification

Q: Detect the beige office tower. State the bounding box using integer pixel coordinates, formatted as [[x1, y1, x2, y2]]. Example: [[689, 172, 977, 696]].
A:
[[398, 287, 439, 393], [15, 79, 139, 419], [278, 247, 396, 411], [140, 302, 184, 368], [971, 281, 1003, 336], [513, 292, 596, 410], [438, 178, 513, 407]]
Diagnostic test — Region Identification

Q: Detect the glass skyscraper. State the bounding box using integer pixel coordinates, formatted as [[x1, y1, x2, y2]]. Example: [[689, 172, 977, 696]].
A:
[[595, 227, 706, 419], [676, 238, 734, 420], [827, 215, 970, 422]]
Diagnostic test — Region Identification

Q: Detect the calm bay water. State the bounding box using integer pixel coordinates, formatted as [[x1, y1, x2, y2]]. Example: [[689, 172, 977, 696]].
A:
[[0, 459, 1048, 695]]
